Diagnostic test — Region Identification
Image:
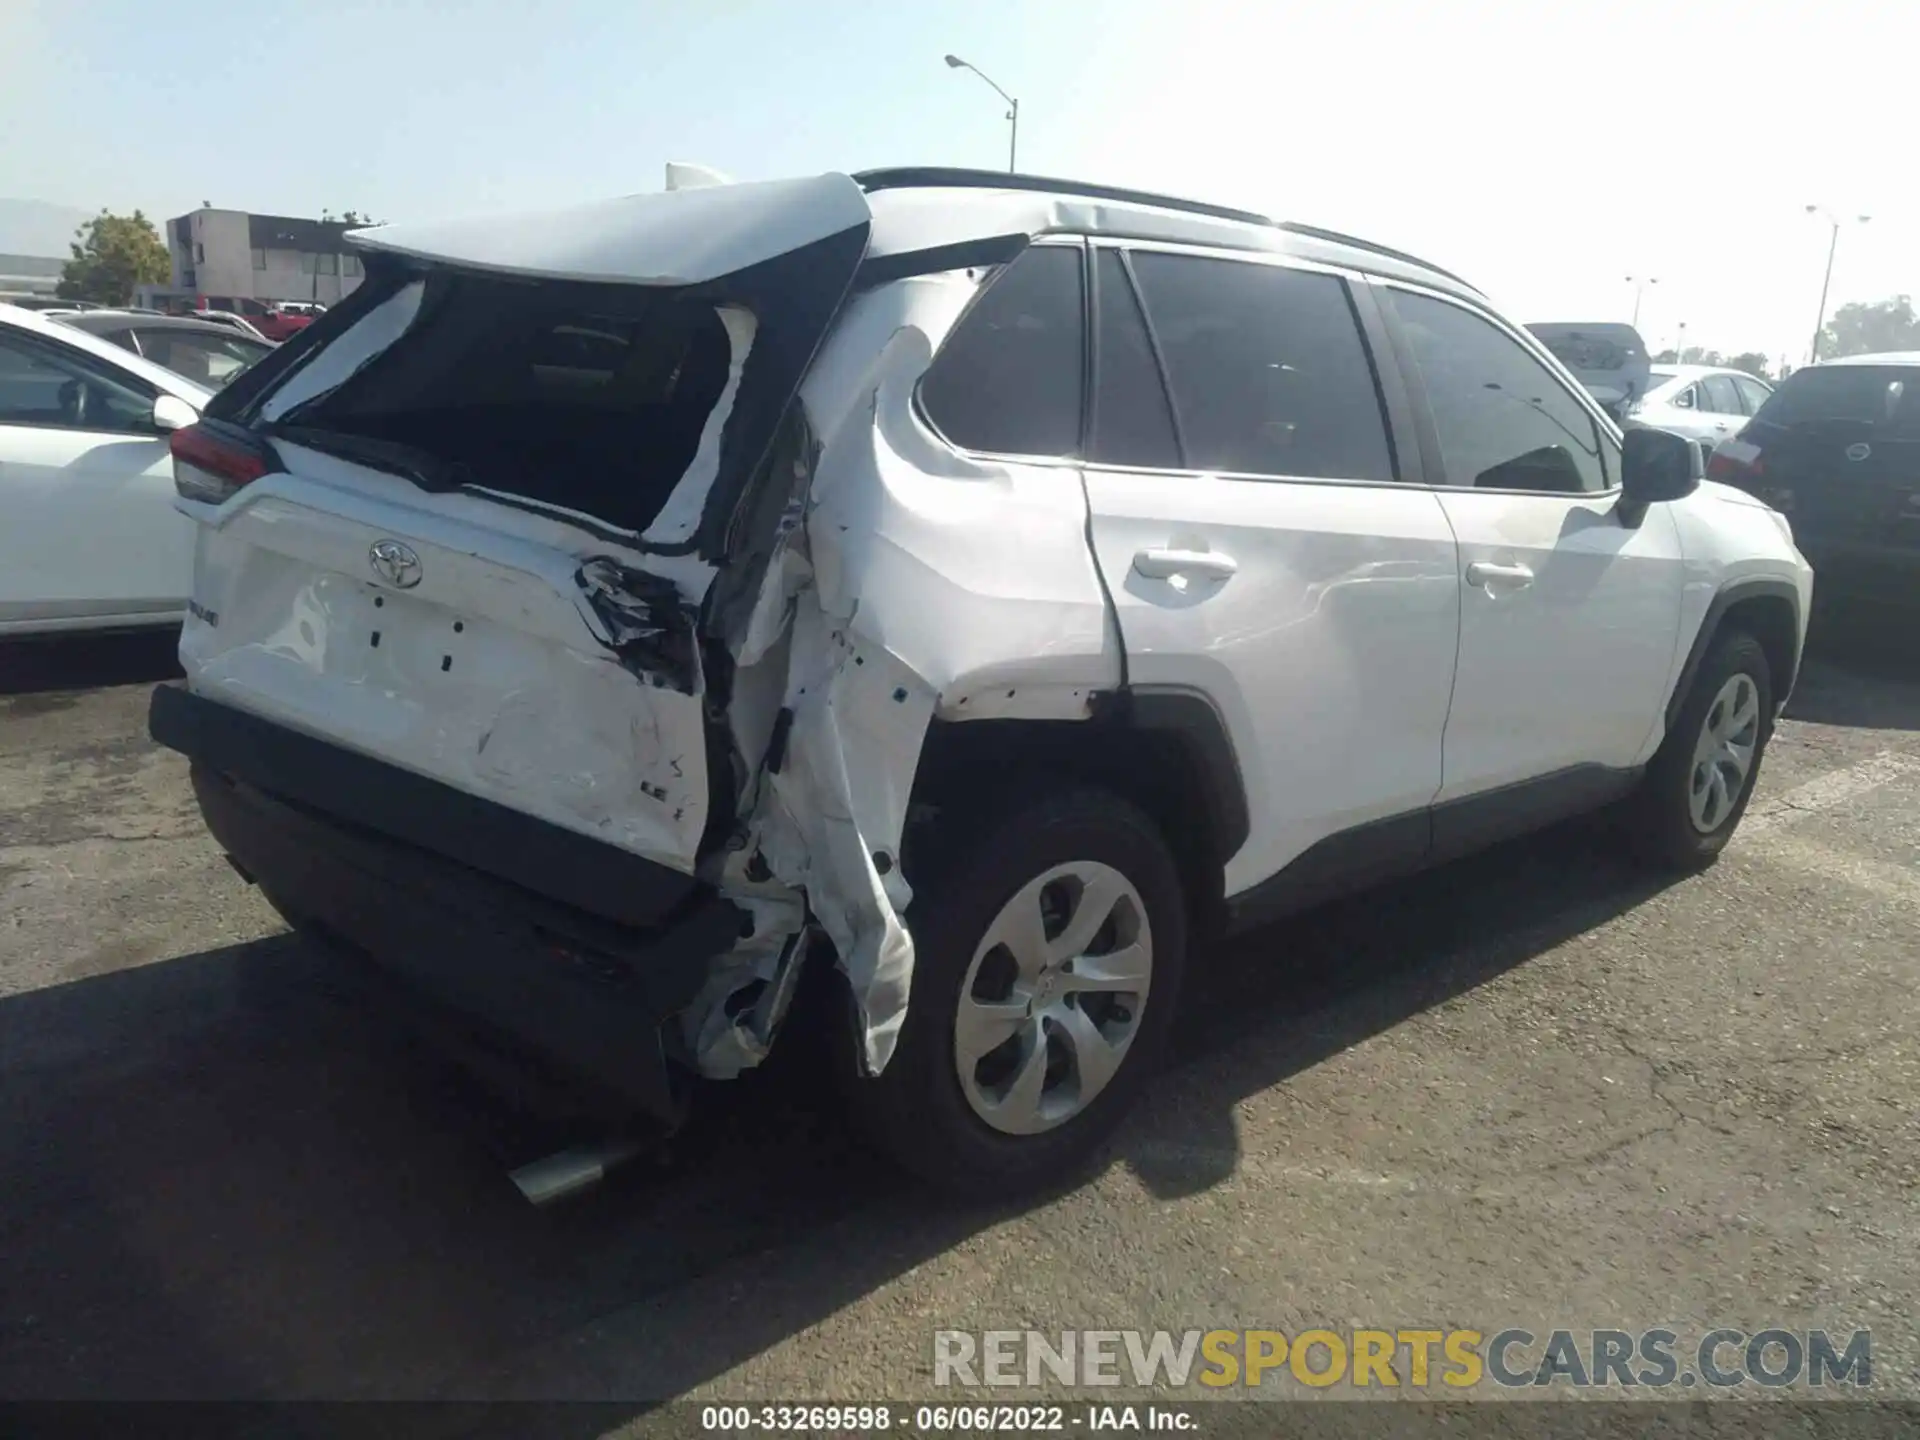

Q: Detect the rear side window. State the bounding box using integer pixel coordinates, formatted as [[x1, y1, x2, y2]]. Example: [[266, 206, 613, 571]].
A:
[[1126, 252, 1394, 481], [1753, 365, 1918, 435], [1089, 250, 1179, 469], [920, 245, 1085, 458], [1390, 290, 1609, 494]]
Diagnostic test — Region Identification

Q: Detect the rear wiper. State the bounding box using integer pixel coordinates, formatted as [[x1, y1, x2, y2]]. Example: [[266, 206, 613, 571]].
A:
[[264, 423, 473, 491]]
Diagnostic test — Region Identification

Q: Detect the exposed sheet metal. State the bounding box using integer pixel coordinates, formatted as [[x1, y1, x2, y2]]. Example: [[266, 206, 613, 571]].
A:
[[573, 557, 700, 693]]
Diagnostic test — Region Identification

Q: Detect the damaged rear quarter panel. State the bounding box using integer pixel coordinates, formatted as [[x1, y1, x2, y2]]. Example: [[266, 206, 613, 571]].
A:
[[716, 269, 1123, 1076]]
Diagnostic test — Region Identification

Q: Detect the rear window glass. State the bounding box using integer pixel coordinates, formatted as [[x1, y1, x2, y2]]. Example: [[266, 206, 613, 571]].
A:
[[255, 271, 747, 532], [1755, 366, 1918, 434]]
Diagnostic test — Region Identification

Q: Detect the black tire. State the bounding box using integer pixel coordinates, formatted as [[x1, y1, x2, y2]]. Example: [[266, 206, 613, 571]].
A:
[[847, 786, 1188, 1199], [1626, 629, 1774, 871]]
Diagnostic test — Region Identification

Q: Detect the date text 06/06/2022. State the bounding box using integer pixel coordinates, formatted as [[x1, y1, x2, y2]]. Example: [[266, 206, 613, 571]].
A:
[[699, 1403, 1197, 1431]]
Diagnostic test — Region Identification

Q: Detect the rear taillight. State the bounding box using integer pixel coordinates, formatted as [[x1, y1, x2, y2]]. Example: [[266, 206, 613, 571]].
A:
[[170, 421, 279, 504], [1705, 444, 1764, 487]]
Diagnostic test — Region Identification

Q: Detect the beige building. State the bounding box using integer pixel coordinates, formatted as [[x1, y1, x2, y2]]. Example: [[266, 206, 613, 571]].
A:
[[165, 207, 368, 306]]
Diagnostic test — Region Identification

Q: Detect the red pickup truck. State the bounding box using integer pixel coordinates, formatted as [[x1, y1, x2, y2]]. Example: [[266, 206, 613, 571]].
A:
[[194, 295, 320, 343]]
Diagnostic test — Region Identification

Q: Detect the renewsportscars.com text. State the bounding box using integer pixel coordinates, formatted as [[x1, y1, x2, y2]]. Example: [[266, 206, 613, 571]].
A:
[[932, 1327, 1872, 1390]]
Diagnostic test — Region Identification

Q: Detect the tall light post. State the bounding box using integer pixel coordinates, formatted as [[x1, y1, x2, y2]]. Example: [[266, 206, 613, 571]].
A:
[[1806, 206, 1870, 364], [945, 54, 1018, 172], [1626, 275, 1658, 329], [1674, 321, 1688, 362]]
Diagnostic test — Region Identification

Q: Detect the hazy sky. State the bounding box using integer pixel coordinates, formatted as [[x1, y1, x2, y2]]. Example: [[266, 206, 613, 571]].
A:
[[2, 0, 1909, 365]]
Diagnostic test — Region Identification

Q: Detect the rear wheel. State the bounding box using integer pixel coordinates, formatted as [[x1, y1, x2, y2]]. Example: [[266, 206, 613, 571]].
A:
[[1625, 630, 1773, 870], [849, 787, 1187, 1198]]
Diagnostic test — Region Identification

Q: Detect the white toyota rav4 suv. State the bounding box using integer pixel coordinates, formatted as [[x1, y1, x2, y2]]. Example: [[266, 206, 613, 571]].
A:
[[148, 168, 1812, 1196]]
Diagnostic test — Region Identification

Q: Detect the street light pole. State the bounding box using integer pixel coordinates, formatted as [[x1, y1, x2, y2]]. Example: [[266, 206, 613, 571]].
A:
[[945, 54, 1019, 172], [1626, 275, 1658, 330], [1805, 205, 1870, 365]]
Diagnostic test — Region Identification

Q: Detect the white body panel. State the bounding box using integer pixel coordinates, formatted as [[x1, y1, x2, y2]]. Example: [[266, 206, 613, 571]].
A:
[[0, 424, 192, 632], [349, 173, 871, 286], [1434, 491, 1685, 799], [1083, 468, 1459, 895], [178, 445, 710, 871], [0, 307, 209, 634]]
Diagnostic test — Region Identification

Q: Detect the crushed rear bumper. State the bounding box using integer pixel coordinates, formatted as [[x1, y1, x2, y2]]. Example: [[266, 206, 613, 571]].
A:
[[149, 682, 744, 1123]]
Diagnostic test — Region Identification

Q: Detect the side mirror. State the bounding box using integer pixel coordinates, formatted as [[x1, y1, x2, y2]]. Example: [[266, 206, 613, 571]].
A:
[[150, 394, 199, 432], [1618, 427, 1699, 525]]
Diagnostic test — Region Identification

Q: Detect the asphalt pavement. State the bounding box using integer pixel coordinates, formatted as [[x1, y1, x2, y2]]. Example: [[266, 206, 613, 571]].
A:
[[1, 617, 1916, 1427]]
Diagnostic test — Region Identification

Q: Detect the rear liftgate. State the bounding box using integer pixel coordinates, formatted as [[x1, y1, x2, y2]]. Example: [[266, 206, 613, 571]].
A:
[[178, 177, 907, 1139]]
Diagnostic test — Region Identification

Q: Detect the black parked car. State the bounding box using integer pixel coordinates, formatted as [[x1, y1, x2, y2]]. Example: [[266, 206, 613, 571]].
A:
[[1708, 352, 1920, 609], [52, 310, 274, 390]]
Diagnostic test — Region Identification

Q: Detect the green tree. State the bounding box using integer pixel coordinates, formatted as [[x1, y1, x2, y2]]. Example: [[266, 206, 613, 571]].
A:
[[56, 209, 171, 305], [1818, 295, 1920, 361], [1723, 352, 1772, 380]]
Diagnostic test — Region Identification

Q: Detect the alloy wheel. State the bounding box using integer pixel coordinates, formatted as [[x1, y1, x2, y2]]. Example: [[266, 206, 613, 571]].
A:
[[953, 860, 1153, 1136]]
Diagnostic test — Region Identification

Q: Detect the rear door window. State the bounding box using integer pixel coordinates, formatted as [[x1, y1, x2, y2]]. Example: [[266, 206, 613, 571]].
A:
[[1389, 289, 1609, 494], [1733, 375, 1773, 414], [1701, 374, 1744, 414], [1125, 251, 1394, 481], [920, 244, 1085, 458]]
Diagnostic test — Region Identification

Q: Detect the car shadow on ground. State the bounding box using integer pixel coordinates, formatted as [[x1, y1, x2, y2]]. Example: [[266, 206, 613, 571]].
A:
[[0, 628, 183, 698], [0, 813, 1680, 1428]]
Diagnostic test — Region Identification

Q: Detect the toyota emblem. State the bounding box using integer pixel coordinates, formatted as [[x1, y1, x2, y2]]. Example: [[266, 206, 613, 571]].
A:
[[369, 538, 423, 589], [1846, 442, 1872, 462]]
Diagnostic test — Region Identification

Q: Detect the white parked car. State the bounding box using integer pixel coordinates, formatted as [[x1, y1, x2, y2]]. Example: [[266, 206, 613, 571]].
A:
[[0, 304, 209, 636], [1628, 364, 1775, 449], [145, 168, 1812, 1196]]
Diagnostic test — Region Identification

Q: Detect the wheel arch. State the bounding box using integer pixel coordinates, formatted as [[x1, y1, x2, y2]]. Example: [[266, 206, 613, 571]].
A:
[[1665, 577, 1803, 733], [903, 687, 1249, 943]]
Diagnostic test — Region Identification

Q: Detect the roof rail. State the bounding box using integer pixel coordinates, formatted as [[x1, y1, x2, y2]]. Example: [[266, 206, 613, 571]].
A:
[[1275, 221, 1477, 291], [851, 167, 1276, 228], [850, 168, 1476, 291]]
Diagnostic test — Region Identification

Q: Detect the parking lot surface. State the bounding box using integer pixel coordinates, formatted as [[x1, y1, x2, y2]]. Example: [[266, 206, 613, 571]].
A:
[[2, 623, 1917, 1417]]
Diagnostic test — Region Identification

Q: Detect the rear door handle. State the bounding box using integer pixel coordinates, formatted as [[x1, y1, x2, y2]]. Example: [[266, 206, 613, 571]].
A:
[[1133, 548, 1238, 581], [1465, 560, 1534, 589]]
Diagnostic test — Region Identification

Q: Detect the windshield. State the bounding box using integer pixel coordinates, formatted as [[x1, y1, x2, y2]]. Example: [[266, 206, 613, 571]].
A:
[[1753, 365, 1919, 434]]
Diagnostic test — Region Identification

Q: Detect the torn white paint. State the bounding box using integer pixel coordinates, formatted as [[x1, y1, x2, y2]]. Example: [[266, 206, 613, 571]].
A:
[[260, 280, 425, 422], [641, 305, 758, 549], [745, 596, 935, 1074]]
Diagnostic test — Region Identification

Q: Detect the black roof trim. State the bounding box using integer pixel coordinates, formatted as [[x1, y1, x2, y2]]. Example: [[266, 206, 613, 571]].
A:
[[852, 167, 1275, 228], [1276, 221, 1478, 292]]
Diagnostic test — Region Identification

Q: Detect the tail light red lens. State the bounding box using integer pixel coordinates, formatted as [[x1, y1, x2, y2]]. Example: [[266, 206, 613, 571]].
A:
[[170, 421, 279, 504], [1705, 448, 1762, 485]]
